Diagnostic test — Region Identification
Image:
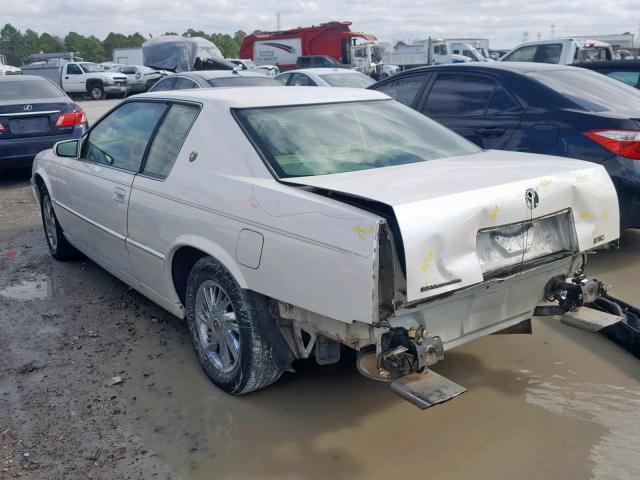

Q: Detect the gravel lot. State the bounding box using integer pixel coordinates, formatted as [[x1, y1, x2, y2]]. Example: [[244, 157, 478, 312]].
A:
[[1, 99, 640, 479]]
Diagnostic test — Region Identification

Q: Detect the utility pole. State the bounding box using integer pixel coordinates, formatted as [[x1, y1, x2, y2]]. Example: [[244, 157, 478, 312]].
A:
[[276, 13, 281, 31], [551, 23, 555, 38]]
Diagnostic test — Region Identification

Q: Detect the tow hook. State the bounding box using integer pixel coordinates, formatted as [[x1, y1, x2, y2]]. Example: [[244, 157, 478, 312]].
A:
[[535, 274, 640, 357]]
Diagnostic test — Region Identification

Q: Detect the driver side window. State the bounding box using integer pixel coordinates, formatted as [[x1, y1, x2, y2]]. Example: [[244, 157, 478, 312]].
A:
[[67, 64, 83, 75], [83, 102, 166, 172]]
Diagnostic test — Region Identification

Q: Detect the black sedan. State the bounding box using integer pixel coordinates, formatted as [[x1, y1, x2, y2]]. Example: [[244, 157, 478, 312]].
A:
[[370, 62, 640, 228], [0, 75, 87, 168], [148, 70, 281, 92], [574, 60, 640, 89]]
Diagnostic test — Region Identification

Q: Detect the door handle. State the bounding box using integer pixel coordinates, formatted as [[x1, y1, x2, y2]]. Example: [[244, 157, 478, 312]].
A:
[[475, 127, 505, 138], [112, 188, 126, 203], [65, 76, 69, 79]]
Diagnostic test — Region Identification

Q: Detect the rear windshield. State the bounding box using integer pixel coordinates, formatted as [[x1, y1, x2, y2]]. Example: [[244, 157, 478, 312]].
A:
[[235, 100, 480, 178], [0, 80, 66, 101], [320, 73, 375, 88], [528, 69, 640, 112], [207, 77, 280, 87]]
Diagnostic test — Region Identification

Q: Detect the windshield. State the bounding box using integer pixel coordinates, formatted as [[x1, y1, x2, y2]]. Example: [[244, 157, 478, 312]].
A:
[[0, 80, 66, 101], [208, 77, 280, 87], [235, 100, 480, 178], [244, 60, 258, 68], [320, 73, 375, 88], [528, 69, 640, 112], [79, 62, 101, 73]]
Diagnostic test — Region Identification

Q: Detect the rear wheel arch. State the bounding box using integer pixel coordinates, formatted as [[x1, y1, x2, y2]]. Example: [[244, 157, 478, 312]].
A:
[[169, 240, 248, 307]]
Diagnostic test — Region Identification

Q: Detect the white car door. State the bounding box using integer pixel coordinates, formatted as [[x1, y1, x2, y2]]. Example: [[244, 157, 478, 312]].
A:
[[53, 100, 168, 281], [62, 63, 86, 93]]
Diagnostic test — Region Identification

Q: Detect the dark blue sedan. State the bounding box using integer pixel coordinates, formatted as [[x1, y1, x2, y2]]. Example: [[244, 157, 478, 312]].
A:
[[370, 62, 640, 228], [0, 75, 87, 168]]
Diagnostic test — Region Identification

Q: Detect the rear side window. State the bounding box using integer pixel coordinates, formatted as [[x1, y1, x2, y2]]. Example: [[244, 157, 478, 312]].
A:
[[423, 74, 496, 116], [275, 73, 291, 85], [173, 77, 198, 89], [66, 64, 83, 74], [297, 57, 311, 68], [503, 45, 538, 62], [143, 104, 199, 178], [84, 102, 166, 172], [289, 73, 315, 86], [375, 74, 429, 106], [150, 77, 175, 91], [486, 85, 522, 114], [537, 44, 562, 63], [0, 80, 66, 101]]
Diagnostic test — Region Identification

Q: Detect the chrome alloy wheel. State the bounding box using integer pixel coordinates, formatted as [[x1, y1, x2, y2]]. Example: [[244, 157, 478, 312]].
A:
[[194, 280, 240, 373], [43, 195, 58, 251]]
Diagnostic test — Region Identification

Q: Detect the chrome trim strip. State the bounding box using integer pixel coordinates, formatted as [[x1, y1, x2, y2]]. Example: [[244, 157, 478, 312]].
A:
[[127, 238, 165, 261], [53, 199, 126, 241], [0, 110, 60, 117]]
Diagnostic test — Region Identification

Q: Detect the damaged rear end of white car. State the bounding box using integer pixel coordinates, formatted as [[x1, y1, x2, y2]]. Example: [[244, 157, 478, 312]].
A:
[[235, 95, 622, 408]]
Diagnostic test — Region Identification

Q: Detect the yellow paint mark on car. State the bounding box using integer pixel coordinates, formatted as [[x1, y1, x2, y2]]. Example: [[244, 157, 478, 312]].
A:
[[579, 212, 594, 220], [490, 205, 499, 222], [537, 178, 553, 189], [353, 225, 375, 240], [575, 174, 590, 183], [421, 249, 435, 273]]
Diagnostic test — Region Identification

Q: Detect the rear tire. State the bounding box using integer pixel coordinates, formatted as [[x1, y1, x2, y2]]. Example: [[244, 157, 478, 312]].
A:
[[185, 256, 282, 395], [40, 190, 79, 261]]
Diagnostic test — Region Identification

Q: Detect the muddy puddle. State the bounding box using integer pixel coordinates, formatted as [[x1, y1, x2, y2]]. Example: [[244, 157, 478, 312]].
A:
[[117, 316, 640, 480], [104, 231, 640, 480], [0, 275, 54, 301]]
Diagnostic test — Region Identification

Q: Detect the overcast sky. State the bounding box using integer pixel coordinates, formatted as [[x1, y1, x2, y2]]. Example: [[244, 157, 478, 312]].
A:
[[4, 0, 639, 49]]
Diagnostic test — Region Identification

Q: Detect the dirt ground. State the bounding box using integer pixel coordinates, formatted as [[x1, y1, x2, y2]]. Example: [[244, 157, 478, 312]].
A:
[[1, 100, 640, 479]]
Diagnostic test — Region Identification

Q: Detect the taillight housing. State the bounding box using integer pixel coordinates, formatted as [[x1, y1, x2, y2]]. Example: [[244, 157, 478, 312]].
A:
[[584, 129, 640, 160], [56, 110, 87, 127]]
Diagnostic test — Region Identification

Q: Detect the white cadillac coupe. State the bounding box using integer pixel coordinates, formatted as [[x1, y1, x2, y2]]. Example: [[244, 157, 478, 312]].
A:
[[32, 87, 619, 407]]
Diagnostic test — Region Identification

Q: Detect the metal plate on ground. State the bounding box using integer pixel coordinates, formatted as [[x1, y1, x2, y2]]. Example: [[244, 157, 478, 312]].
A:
[[561, 306, 623, 333], [390, 371, 467, 410]]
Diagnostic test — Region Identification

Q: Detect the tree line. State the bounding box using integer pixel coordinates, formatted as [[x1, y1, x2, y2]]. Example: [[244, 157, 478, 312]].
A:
[[0, 24, 247, 66]]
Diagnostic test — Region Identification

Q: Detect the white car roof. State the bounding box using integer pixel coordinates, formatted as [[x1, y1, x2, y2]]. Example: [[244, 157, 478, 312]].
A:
[[140, 86, 388, 108], [282, 68, 359, 75]]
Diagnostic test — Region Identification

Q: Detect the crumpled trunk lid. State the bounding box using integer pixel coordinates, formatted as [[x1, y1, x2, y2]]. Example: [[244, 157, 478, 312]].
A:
[[287, 150, 620, 302]]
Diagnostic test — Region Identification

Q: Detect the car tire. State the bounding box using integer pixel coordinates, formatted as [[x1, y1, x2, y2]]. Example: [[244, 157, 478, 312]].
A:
[[40, 190, 79, 261], [89, 84, 105, 100], [186, 256, 282, 395]]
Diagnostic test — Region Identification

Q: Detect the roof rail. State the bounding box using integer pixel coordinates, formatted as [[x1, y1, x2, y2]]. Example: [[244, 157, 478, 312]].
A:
[[27, 52, 82, 62]]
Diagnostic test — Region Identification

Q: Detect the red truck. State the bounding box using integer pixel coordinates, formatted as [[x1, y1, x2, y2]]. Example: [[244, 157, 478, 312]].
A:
[[239, 21, 378, 72]]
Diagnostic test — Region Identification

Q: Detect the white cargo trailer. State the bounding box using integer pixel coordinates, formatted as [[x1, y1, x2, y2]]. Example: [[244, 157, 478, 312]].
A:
[[112, 47, 143, 65]]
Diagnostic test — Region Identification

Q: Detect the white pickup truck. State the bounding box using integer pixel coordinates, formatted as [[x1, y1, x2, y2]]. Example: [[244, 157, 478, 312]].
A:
[[500, 39, 613, 64], [22, 59, 128, 100]]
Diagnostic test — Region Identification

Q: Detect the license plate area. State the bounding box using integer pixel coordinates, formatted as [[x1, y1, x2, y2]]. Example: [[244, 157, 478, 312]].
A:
[[476, 210, 577, 276], [9, 117, 50, 134]]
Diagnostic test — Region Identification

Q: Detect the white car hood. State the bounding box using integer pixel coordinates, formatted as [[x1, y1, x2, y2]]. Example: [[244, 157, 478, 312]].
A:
[[286, 150, 620, 302]]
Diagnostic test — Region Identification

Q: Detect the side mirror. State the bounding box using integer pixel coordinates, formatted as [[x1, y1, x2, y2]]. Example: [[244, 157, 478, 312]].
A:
[[55, 139, 79, 158]]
